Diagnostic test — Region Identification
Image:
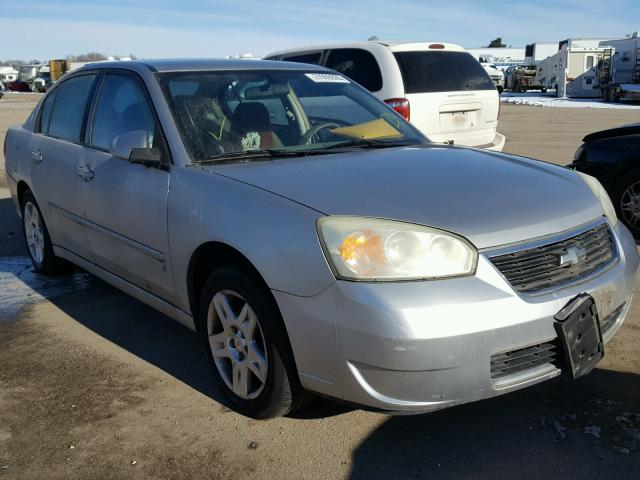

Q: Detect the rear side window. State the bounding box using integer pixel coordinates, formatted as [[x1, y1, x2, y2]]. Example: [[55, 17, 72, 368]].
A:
[[47, 74, 97, 142], [325, 48, 383, 92], [38, 89, 58, 134], [393, 51, 495, 93], [282, 52, 323, 65], [91, 74, 157, 151]]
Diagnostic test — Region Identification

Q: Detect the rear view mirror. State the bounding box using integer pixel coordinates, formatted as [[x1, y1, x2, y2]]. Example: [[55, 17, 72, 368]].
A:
[[244, 83, 290, 99], [110, 130, 149, 160]]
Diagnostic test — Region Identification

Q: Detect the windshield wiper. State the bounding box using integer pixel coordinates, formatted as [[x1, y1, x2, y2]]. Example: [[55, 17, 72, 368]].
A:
[[321, 138, 419, 150], [195, 140, 419, 165], [196, 149, 308, 165]]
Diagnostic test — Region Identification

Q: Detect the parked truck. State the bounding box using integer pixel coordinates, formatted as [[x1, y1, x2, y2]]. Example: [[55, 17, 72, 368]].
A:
[[597, 32, 640, 102], [505, 64, 547, 92]]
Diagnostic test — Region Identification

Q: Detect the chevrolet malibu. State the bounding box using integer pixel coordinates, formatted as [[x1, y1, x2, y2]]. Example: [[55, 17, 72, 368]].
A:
[[4, 59, 638, 419]]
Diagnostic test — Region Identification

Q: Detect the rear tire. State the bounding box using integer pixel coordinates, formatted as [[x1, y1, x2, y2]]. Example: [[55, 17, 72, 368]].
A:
[[20, 190, 69, 274], [198, 265, 310, 418]]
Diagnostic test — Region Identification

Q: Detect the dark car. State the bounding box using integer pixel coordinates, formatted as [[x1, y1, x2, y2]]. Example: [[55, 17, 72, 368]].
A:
[[569, 123, 640, 237]]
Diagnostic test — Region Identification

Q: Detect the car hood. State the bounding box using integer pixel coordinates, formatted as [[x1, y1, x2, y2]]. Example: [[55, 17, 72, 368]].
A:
[[583, 123, 640, 142], [207, 146, 603, 249]]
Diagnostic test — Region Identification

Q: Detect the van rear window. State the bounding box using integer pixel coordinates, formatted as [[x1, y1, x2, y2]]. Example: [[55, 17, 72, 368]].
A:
[[393, 51, 495, 93]]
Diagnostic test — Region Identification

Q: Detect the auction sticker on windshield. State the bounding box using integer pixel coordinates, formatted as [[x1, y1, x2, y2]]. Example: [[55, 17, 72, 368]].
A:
[[305, 73, 350, 83]]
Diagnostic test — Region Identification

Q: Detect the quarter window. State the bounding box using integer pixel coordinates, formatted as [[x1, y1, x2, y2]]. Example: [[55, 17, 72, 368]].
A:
[[47, 74, 96, 142], [91, 74, 157, 151], [325, 49, 383, 92], [38, 89, 58, 134]]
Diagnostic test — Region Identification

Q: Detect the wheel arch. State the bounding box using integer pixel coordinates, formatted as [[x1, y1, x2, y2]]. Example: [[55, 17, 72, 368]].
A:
[[16, 180, 31, 207], [187, 240, 306, 390], [187, 241, 274, 331]]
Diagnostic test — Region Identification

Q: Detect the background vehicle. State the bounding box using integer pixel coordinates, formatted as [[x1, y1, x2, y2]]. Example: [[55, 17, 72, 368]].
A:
[[266, 41, 505, 151], [5, 64, 42, 91], [597, 32, 640, 102], [569, 123, 640, 236], [506, 64, 547, 92], [481, 62, 505, 93]]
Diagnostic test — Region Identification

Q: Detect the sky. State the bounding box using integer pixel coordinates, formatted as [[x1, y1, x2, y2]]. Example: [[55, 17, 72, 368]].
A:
[[1, 0, 638, 60]]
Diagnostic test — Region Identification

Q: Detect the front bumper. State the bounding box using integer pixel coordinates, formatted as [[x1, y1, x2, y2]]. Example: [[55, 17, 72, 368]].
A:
[[275, 220, 638, 413]]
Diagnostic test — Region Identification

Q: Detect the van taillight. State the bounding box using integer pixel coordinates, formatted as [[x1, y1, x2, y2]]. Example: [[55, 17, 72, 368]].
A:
[[384, 98, 410, 121]]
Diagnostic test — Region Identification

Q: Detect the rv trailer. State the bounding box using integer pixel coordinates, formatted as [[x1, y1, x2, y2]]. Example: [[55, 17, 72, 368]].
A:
[[597, 32, 640, 102], [544, 38, 608, 97]]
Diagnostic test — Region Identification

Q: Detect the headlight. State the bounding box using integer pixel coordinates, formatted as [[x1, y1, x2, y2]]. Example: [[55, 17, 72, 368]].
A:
[[317, 217, 477, 281], [575, 171, 618, 227]]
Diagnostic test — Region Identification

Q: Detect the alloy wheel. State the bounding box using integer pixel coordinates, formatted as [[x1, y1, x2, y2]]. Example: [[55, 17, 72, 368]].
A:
[[619, 181, 640, 229], [206, 290, 269, 400], [24, 201, 45, 265]]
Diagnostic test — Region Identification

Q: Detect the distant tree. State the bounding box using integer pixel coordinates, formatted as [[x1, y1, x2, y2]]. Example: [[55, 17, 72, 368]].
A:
[[488, 37, 506, 48], [66, 52, 108, 62]]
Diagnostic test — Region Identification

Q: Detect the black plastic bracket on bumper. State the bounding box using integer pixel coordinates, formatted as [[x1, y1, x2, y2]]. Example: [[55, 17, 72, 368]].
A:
[[554, 294, 604, 379]]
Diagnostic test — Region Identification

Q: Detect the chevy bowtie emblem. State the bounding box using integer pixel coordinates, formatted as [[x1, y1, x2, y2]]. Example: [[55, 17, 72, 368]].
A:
[[559, 246, 587, 267]]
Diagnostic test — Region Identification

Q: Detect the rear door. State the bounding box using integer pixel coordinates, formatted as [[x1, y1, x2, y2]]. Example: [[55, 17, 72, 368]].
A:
[[79, 72, 175, 301], [392, 50, 498, 147], [582, 54, 598, 91], [30, 73, 98, 260]]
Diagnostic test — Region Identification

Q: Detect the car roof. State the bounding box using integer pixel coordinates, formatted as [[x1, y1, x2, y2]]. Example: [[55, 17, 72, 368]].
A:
[[75, 58, 330, 73], [266, 41, 465, 57]]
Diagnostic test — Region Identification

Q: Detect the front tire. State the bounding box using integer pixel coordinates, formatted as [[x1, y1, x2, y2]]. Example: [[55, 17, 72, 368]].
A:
[[198, 266, 309, 418], [21, 190, 68, 274], [612, 170, 640, 237]]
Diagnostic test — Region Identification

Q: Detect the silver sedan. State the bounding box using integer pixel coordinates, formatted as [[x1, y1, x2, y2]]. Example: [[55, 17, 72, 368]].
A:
[[5, 59, 638, 418]]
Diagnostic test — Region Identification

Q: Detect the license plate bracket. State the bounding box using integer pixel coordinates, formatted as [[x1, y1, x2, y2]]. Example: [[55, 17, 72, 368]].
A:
[[554, 294, 604, 379]]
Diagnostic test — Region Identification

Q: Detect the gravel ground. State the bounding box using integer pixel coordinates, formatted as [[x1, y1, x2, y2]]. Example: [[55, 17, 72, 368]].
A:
[[1, 95, 639, 480]]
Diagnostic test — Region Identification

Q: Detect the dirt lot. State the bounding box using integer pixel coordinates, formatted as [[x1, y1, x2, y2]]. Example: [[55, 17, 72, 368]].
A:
[[1, 94, 639, 479]]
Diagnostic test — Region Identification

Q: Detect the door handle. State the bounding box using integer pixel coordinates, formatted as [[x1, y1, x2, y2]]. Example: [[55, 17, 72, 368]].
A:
[[76, 164, 94, 182], [31, 150, 43, 164]]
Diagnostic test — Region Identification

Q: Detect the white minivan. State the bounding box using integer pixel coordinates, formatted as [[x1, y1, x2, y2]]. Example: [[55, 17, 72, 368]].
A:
[[265, 41, 505, 151]]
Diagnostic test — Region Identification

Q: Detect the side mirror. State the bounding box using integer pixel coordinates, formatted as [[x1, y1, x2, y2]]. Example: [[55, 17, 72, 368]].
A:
[[111, 130, 148, 160], [129, 147, 162, 168], [110, 130, 163, 169]]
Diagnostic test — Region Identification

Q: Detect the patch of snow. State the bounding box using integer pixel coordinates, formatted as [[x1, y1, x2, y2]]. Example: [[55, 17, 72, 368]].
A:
[[0, 256, 93, 319], [501, 92, 640, 109]]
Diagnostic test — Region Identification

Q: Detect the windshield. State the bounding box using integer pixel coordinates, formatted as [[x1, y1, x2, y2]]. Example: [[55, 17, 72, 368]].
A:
[[158, 70, 426, 162]]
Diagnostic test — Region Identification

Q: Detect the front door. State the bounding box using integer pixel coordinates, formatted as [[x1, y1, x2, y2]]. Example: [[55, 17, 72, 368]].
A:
[[30, 73, 98, 261], [79, 72, 175, 302]]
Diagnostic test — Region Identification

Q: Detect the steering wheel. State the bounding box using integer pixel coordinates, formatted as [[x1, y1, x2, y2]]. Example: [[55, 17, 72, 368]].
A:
[[301, 122, 342, 145]]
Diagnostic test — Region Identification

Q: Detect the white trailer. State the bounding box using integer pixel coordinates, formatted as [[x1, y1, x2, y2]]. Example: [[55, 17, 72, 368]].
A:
[[543, 38, 609, 97], [597, 32, 640, 102], [524, 42, 558, 64]]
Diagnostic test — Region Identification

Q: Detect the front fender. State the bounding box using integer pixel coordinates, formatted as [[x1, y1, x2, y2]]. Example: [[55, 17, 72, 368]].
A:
[[168, 167, 335, 313]]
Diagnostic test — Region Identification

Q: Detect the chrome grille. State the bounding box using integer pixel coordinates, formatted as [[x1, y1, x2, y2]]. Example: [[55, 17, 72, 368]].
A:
[[490, 342, 557, 379], [489, 222, 615, 294]]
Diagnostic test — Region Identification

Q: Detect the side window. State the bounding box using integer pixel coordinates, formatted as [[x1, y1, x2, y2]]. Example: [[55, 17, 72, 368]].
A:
[[282, 52, 322, 65], [38, 89, 58, 134], [47, 74, 96, 142], [91, 74, 158, 152], [325, 49, 383, 92]]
